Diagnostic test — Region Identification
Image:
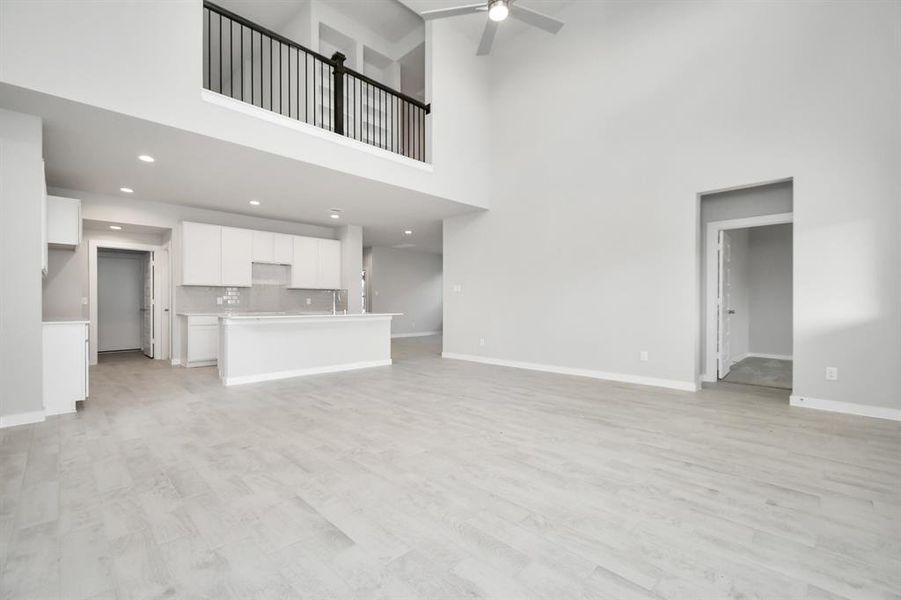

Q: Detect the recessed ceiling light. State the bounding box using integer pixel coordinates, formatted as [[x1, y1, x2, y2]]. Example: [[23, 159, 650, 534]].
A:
[[249, 200, 261, 206], [329, 208, 343, 220], [109, 225, 122, 230], [138, 154, 155, 163], [119, 187, 134, 193], [404, 230, 413, 235], [330, 214, 341, 220]]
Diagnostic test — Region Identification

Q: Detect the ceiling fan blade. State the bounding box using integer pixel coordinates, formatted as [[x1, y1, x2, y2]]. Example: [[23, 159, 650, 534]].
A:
[[508, 4, 564, 34], [420, 3, 487, 21], [476, 19, 499, 56]]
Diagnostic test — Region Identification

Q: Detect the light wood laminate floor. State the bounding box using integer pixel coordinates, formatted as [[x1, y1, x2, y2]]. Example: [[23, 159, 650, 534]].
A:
[[1, 337, 899, 599]]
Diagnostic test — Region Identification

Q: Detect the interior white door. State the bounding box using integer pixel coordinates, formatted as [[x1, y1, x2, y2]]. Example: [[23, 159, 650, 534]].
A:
[[717, 230, 733, 378], [98, 251, 144, 352], [142, 252, 154, 358]]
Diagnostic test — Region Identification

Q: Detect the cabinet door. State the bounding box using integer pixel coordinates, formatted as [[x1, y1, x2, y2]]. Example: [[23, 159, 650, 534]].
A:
[[221, 227, 253, 287], [251, 230, 274, 263], [317, 239, 342, 290], [273, 234, 294, 265], [187, 325, 218, 362], [41, 163, 48, 275], [181, 222, 221, 286], [290, 236, 319, 289], [46, 196, 81, 246]]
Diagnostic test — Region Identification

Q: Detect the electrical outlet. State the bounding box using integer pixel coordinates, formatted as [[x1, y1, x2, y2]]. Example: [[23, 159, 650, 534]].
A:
[[81, 297, 88, 305], [825, 367, 838, 381], [479, 338, 486, 347], [639, 350, 649, 362], [411, 321, 416, 329], [453, 284, 462, 293], [306, 298, 312, 305]]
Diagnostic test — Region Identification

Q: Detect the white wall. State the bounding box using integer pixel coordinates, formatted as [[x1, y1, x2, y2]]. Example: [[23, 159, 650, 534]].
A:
[[0, 0, 489, 210], [444, 1, 900, 410], [368, 246, 442, 336], [0, 108, 43, 421], [749, 224, 793, 357], [339, 224, 364, 314]]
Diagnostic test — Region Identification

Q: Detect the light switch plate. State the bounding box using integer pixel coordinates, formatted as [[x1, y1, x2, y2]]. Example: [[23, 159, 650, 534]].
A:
[[453, 284, 462, 293], [825, 367, 838, 381], [640, 350, 649, 362]]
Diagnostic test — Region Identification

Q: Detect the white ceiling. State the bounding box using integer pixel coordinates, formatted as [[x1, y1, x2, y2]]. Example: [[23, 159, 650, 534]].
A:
[[216, 0, 424, 45], [1, 85, 474, 253]]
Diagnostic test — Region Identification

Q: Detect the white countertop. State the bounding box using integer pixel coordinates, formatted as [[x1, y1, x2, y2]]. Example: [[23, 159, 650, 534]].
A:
[[221, 312, 400, 322], [43, 319, 90, 325]]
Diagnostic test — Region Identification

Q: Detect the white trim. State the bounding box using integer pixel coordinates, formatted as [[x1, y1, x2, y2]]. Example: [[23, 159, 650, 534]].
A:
[[442, 353, 698, 392], [0, 410, 46, 429], [201, 90, 433, 171], [223, 359, 392, 386], [392, 331, 441, 339], [790, 395, 901, 422], [704, 212, 794, 382]]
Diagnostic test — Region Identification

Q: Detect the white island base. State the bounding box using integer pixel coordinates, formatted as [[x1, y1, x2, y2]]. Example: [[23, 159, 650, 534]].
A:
[[218, 313, 397, 386]]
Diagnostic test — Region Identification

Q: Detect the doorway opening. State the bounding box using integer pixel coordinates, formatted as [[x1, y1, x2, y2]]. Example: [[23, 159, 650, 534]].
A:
[[88, 234, 171, 366], [698, 179, 793, 391], [97, 249, 153, 358], [716, 223, 793, 389]]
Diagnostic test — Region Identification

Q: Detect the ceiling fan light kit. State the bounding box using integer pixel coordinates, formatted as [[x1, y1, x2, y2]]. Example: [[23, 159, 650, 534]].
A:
[[421, 0, 564, 56], [488, 0, 509, 22]]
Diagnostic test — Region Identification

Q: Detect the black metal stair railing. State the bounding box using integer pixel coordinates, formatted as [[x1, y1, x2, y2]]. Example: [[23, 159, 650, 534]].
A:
[[202, 1, 430, 162]]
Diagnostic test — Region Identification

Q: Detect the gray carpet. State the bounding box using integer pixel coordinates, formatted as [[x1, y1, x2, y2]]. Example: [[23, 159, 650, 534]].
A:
[[722, 356, 792, 389]]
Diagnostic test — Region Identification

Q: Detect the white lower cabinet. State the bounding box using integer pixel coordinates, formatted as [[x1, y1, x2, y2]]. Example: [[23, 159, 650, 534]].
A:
[[180, 315, 219, 367], [42, 321, 89, 416]]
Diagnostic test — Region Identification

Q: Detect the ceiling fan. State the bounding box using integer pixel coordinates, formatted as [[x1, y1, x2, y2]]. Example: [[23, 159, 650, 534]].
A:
[[421, 0, 564, 56]]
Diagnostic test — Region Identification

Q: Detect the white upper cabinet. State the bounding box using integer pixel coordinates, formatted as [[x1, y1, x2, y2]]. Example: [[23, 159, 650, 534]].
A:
[[41, 163, 48, 275], [273, 233, 294, 265], [220, 226, 253, 287], [182, 221, 337, 289], [46, 195, 81, 247], [317, 239, 342, 290], [251, 230, 293, 265], [290, 236, 319, 289], [181, 222, 222, 286], [290, 236, 341, 289], [251, 230, 274, 263]]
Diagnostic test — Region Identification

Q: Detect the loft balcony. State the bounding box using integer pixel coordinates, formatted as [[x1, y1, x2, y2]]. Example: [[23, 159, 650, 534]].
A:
[[202, 1, 430, 162]]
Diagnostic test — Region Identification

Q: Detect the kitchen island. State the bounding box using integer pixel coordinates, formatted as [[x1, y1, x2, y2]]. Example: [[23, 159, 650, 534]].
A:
[[218, 313, 398, 385]]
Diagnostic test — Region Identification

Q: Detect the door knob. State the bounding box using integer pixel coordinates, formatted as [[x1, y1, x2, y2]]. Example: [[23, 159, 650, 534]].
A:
[[727, 309, 736, 314]]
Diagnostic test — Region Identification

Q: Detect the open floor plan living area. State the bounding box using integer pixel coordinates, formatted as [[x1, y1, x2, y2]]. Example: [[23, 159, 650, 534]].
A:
[[1, 1, 898, 599]]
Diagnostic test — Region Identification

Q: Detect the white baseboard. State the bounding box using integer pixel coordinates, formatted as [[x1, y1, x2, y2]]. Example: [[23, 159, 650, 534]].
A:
[[170, 359, 181, 367], [223, 359, 392, 386], [441, 353, 698, 392], [748, 353, 792, 361], [700, 372, 717, 383], [790, 395, 901, 421], [392, 331, 441, 339], [0, 410, 46, 429]]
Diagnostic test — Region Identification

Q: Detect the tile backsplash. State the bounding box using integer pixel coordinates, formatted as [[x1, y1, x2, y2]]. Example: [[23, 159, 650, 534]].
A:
[[177, 263, 346, 313]]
